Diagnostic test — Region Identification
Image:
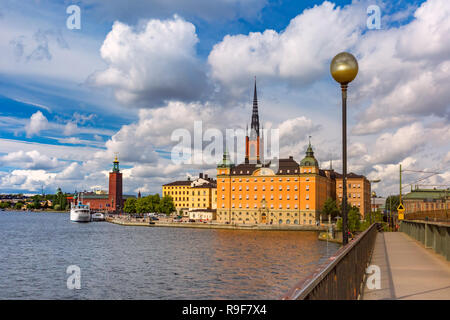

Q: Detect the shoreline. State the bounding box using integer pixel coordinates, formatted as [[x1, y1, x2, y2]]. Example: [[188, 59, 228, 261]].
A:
[[107, 217, 328, 232]]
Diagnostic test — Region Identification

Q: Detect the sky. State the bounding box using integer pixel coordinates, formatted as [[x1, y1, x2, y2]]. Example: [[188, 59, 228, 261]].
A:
[[0, 0, 448, 197]]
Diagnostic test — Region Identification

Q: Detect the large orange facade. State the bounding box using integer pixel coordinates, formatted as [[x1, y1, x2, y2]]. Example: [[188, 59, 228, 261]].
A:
[[217, 146, 338, 225]]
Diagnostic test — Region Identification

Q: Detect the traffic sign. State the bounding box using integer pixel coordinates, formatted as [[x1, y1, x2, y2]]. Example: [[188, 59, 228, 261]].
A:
[[398, 213, 404, 220], [397, 203, 405, 212]]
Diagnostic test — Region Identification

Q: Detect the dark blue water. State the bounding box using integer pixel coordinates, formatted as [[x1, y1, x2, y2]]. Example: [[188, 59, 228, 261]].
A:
[[0, 211, 339, 299]]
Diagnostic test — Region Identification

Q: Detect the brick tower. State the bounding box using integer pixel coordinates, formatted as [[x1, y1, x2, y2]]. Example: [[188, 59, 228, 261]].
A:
[[109, 155, 123, 213]]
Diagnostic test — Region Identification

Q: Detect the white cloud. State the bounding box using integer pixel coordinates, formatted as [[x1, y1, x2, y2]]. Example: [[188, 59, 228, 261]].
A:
[[25, 111, 48, 138], [89, 16, 208, 106], [208, 1, 365, 97], [0, 150, 61, 170], [353, 0, 450, 134]]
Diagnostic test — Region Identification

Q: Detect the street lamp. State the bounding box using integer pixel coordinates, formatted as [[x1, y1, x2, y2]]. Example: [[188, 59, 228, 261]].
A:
[[330, 52, 358, 245], [369, 179, 381, 224]]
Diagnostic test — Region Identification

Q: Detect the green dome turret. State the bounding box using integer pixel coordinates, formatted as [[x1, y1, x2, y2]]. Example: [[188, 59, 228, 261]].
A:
[[218, 150, 233, 168], [300, 140, 318, 167]]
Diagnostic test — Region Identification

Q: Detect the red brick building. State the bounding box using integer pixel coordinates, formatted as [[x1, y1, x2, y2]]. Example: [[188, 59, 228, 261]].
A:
[[68, 156, 135, 213]]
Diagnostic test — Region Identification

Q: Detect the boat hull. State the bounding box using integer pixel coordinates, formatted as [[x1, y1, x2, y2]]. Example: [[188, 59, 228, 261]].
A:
[[70, 211, 91, 222]]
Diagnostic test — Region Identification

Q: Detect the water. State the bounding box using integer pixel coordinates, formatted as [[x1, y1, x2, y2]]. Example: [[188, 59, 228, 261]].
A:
[[0, 211, 339, 299]]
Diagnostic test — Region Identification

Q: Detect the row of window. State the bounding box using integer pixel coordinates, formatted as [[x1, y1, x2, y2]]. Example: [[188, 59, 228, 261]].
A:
[[218, 211, 314, 217], [175, 203, 208, 208], [164, 190, 214, 196], [221, 177, 312, 183], [222, 203, 311, 209], [221, 185, 309, 191], [338, 193, 363, 198], [226, 194, 306, 200], [338, 183, 362, 189]]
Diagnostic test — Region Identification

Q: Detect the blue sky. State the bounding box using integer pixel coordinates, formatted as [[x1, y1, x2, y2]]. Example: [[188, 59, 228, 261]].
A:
[[0, 0, 448, 196]]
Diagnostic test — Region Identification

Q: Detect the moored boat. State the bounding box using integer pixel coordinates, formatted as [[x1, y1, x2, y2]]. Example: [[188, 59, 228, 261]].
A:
[[70, 194, 90, 223], [91, 212, 105, 221]]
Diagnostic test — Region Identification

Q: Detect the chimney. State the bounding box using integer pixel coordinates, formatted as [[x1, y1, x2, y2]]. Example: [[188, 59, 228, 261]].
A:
[[289, 156, 293, 160], [204, 174, 208, 180], [199, 173, 203, 179]]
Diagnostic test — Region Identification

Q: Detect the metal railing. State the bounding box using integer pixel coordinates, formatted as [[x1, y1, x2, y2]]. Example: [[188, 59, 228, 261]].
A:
[[400, 220, 450, 261], [282, 223, 379, 300]]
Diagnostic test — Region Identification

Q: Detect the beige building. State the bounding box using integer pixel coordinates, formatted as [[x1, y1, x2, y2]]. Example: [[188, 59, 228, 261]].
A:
[[188, 209, 216, 221]]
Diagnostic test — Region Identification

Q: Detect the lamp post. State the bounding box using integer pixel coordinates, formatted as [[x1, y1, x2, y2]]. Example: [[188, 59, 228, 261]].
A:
[[369, 179, 381, 224], [330, 52, 358, 246]]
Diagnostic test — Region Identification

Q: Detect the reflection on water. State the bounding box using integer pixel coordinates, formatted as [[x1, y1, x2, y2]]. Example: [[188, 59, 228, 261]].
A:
[[0, 211, 339, 299]]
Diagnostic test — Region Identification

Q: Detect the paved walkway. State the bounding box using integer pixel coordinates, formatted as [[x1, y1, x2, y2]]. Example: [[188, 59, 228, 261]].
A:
[[363, 232, 450, 300]]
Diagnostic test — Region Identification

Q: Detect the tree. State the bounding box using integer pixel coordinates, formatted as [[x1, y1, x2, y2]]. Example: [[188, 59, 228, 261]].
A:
[[136, 195, 161, 215], [123, 198, 137, 214], [322, 198, 340, 219], [158, 196, 175, 215], [385, 195, 400, 214], [347, 206, 361, 232], [0, 202, 11, 209], [14, 202, 24, 210], [55, 188, 67, 210], [336, 204, 361, 232]]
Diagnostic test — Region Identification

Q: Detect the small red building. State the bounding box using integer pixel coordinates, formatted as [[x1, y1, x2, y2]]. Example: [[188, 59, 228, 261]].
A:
[[68, 156, 135, 213]]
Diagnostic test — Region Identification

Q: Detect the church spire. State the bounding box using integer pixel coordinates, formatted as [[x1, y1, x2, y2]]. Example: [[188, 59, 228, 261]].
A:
[[251, 77, 260, 137]]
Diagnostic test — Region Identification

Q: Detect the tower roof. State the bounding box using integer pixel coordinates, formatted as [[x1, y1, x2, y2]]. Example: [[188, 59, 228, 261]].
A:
[[112, 155, 120, 172], [218, 150, 233, 168], [251, 78, 260, 137], [300, 140, 318, 167]]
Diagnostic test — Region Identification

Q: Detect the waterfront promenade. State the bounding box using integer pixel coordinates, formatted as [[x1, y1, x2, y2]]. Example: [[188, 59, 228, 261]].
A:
[[107, 216, 327, 231], [363, 232, 450, 300]]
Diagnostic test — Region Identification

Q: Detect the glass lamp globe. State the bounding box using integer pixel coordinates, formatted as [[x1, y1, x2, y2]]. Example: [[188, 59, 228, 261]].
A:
[[330, 52, 358, 84]]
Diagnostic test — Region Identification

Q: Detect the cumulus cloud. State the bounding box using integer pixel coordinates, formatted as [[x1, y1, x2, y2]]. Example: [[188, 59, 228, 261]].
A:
[[89, 16, 208, 107], [208, 1, 365, 97], [353, 0, 450, 135], [0, 150, 61, 170], [277, 117, 321, 149], [25, 111, 48, 137]]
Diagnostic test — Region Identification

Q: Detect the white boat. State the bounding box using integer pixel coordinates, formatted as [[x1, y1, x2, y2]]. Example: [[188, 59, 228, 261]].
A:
[[70, 194, 90, 223], [91, 212, 105, 221]]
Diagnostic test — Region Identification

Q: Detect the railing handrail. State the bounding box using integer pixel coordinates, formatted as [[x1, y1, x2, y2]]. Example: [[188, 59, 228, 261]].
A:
[[403, 220, 450, 227], [283, 223, 378, 300]]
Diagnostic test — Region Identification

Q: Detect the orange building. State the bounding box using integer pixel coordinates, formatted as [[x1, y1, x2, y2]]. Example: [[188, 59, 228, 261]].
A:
[[335, 173, 371, 218]]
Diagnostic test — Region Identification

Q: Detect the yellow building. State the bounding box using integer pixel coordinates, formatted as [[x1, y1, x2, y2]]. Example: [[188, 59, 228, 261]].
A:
[[162, 173, 217, 215]]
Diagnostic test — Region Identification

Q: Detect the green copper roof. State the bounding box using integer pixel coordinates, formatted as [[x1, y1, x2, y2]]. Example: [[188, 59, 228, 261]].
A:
[[218, 151, 233, 168], [403, 189, 449, 200], [300, 142, 318, 167]]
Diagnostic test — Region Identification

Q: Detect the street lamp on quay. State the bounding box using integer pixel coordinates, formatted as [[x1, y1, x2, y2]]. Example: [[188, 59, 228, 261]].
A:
[[370, 179, 381, 224], [330, 52, 358, 246]]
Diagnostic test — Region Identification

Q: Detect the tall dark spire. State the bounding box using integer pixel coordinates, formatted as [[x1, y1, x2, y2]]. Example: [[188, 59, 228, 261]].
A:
[[251, 77, 260, 137]]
